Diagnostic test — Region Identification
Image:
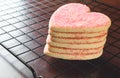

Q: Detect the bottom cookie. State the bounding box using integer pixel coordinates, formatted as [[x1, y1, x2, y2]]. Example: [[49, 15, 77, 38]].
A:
[[44, 44, 103, 60]]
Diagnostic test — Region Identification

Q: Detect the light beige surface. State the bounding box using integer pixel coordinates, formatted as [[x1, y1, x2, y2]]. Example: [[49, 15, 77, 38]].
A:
[[0, 45, 33, 78]]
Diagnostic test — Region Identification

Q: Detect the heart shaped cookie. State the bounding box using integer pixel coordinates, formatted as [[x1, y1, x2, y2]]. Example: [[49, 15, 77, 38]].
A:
[[44, 3, 111, 60], [49, 3, 111, 32]]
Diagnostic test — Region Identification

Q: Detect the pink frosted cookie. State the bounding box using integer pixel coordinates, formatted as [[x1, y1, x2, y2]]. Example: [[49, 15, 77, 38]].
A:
[[44, 3, 111, 60], [49, 3, 111, 32]]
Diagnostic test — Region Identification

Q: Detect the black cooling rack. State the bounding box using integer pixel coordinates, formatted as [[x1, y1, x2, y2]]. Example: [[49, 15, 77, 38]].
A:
[[0, 0, 120, 78]]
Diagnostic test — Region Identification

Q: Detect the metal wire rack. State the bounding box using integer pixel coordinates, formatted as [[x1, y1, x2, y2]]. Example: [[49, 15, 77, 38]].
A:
[[0, 0, 120, 78]]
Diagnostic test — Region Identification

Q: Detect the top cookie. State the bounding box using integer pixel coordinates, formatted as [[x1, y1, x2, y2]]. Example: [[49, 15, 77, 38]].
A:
[[49, 3, 111, 32]]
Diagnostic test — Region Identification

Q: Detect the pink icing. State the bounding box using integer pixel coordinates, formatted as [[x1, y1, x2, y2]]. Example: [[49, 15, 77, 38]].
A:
[[49, 3, 110, 28]]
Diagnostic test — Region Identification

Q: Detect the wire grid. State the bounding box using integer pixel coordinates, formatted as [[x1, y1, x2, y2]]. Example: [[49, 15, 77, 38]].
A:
[[0, 0, 120, 78]]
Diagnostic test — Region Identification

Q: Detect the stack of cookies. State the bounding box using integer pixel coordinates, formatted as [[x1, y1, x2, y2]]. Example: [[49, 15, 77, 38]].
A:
[[44, 3, 111, 60]]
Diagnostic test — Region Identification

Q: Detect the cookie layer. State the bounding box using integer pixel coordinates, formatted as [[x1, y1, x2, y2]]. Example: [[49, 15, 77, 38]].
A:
[[47, 38, 106, 49], [44, 44, 103, 60], [47, 35, 107, 44], [49, 3, 111, 32], [48, 44, 103, 53], [49, 30, 107, 38]]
